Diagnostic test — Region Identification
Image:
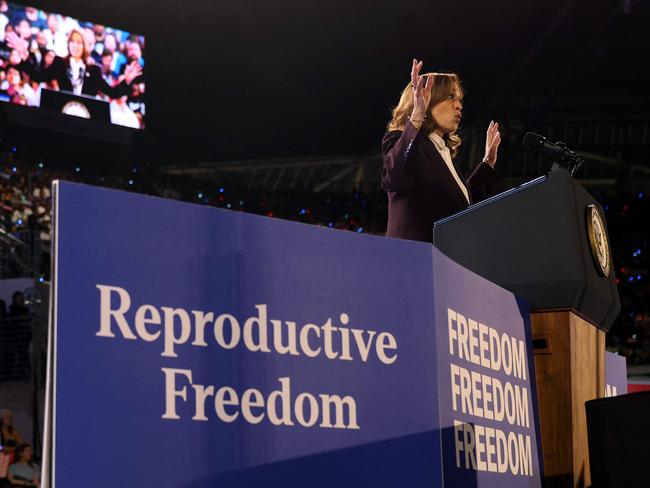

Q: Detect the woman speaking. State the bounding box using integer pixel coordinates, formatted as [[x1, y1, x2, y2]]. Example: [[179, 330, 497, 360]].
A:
[[381, 59, 501, 242]]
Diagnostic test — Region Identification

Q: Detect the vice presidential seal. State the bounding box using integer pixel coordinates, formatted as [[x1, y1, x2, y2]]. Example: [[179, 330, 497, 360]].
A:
[[586, 204, 610, 277]]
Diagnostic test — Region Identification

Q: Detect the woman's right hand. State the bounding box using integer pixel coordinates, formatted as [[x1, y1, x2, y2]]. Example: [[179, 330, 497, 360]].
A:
[[5, 32, 29, 62], [410, 58, 433, 123]]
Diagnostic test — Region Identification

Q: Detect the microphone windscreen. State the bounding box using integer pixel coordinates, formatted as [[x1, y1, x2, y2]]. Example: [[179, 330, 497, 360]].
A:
[[523, 132, 545, 150]]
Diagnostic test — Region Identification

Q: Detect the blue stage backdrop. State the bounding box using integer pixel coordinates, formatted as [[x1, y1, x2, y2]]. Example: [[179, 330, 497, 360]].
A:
[[46, 181, 541, 487]]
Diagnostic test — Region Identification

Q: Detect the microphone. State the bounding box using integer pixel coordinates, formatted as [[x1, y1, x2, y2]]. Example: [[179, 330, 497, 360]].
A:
[[522, 132, 583, 174], [523, 132, 565, 156]]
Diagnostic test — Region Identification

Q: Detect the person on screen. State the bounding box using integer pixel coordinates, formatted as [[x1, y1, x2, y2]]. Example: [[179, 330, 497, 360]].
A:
[[0, 3, 8, 42], [15, 20, 31, 45], [381, 59, 501, 243], [82, 26, 102, 65], [102, 33, 126, 75], [99, 49, 116, 86], [24, 7, 46, 31], [30, 30, 49, 68], [5, 65, 37, 106], [118, 36, 144, 85], [43, 14, 68, 58], [5, 29, 142, 99]]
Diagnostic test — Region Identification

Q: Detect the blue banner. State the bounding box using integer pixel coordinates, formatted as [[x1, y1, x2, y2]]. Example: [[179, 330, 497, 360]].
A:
[[432, 251, 542, 486], [47, 181, 541, 487]]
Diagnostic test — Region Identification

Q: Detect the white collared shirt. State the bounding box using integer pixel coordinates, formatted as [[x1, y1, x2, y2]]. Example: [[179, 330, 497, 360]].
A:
[[427, 132, 470, 204], [69, 57, 86, 95]]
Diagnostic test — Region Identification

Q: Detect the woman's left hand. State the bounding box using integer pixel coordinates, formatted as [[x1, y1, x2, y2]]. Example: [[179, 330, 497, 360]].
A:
[[483, 120, 501, 167], [124, 61, 143, 84]]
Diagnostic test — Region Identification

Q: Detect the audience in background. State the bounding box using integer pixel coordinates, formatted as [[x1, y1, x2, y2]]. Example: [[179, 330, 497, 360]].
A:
[[0, 410, 23, 461], [6, 443, 39, 487], [0, 148, 647, 365], [0, 140, 646, 372], [8, 292, 27, 318]]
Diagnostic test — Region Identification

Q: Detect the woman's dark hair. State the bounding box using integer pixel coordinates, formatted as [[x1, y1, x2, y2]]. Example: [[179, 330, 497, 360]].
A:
[[14, 443, 34, 467]]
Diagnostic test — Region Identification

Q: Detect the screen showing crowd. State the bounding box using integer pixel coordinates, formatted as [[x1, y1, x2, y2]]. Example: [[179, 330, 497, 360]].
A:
[[0, 1, 145, 129]]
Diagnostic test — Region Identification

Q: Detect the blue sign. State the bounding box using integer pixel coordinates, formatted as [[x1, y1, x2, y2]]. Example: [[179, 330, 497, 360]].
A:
[[433, 253, 542, 485], [45, 181, 541, 487]]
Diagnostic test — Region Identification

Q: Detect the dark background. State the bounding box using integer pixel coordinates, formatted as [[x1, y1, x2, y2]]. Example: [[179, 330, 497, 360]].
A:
[[11, 0, 649, 164]]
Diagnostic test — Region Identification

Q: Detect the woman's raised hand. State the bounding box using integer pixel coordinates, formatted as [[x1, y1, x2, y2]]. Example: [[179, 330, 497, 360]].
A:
[[410, 58, 433, 123], [483, 120, 501, 167], [5, 32, 29, 62]]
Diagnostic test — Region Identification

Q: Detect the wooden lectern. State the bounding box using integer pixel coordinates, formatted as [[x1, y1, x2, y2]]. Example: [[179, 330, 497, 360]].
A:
[[433, 169, 620, 488], [531, 311, 605, 487]]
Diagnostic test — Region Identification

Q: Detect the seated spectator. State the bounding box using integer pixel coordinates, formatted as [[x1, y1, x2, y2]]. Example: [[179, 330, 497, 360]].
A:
[[31, 185, 49, 201], [10, 202, 31, 230], [7, 444, 38, 487], [0, 410, 23, 460], [8, 292, 28, 317]]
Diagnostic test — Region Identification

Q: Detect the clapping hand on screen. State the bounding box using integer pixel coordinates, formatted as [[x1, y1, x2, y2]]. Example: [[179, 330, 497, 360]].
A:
[[124, 61, 143, 85], [410, 59, 433, 123], [483, 120, 501, 168], [5, 31, 29, 62]]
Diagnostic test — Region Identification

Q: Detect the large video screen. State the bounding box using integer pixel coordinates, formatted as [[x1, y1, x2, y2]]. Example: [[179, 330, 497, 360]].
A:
[[0, 2, 145, 129]]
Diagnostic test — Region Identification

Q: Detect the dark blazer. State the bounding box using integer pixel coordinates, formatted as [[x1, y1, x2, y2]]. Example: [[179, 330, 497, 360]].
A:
[[18, 56, 131, 99], [381, 120, 499, 243]]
